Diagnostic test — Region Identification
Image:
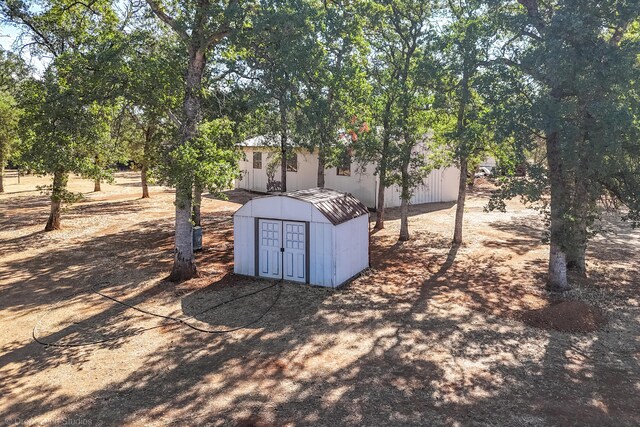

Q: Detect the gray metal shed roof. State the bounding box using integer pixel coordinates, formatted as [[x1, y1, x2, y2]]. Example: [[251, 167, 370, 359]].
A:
[[279, 188, 369, 225]]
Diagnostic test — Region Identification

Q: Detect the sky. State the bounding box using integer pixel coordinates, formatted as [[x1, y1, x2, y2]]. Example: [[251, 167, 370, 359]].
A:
[[1, 22, 47, 74], [0, 23, 20, 50]]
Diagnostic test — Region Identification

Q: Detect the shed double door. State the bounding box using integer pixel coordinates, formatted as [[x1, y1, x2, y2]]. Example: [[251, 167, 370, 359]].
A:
[[258, 219, 306, 283]]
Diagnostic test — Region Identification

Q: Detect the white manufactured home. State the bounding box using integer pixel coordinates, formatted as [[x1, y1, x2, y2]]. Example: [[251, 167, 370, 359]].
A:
[[233, 188, 370, 288], [235, 136, 461, 209]]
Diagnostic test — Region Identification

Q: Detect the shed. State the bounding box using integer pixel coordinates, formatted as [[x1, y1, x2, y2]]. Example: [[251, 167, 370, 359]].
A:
[[234, 188, 370, 288]]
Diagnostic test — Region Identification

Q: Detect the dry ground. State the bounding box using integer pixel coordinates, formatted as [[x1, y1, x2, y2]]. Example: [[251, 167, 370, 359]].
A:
[[0, 171, 639, 426]]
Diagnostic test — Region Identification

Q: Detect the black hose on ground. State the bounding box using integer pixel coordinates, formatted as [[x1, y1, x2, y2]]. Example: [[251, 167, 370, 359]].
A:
[[33, 280, 283, 348]]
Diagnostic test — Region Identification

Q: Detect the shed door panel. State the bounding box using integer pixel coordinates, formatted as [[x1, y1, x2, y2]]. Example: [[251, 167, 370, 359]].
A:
[[283, 221, 306, 283], [258, 219, 282, 279]]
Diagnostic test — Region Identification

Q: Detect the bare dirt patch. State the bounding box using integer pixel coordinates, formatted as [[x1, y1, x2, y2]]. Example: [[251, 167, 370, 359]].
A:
[[1, 174, 639, 426], [518, 300, 606, 333]]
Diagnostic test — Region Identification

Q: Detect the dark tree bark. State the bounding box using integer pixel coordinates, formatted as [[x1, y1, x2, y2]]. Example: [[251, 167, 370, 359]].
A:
[[279, 96, 288, 192], [399, 145, 412, 241], [141, 164, 150, 199], [141, 126, 153, 199], [0, 163, 4, 193], [453, 156, 468, 245], [93, 155, 101, 192], [452, 58, 471, 245], [317, 140, 325, 188], [374, 156, 387, 230], [546, 129, 570, 291], [374, 100, 393, 230], [566, 107, 595, 277], [45, 169, 67, 231], [192, 180, 202, 227], [566, 177, 589, 276], [396, 35, 417, 242]]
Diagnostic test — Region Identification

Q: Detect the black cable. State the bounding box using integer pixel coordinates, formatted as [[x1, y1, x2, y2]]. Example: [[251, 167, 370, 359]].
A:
[[33, 279, 283, 348], [92, 281, 282, 333]]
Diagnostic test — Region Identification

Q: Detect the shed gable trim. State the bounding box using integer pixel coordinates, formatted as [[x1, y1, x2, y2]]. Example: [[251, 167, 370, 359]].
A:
[[281, 188, 369, 225], [233, 188, 369, 226]]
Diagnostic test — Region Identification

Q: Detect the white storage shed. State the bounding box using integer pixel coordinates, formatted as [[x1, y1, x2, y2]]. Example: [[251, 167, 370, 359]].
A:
[[234, 188, 370, 288]]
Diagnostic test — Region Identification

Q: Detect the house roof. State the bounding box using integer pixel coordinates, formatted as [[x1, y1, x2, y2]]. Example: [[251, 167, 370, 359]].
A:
[[240, 135, 294, 147], [282, 188, 369, 225], [240, 134, 348, 148]]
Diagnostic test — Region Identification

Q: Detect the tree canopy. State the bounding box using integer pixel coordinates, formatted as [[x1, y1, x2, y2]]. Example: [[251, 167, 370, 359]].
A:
[[1, 0, 639, 289]]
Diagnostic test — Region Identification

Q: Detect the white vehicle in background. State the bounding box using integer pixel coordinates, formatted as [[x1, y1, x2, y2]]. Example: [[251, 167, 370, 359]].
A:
[[474, 166, 493, 178]]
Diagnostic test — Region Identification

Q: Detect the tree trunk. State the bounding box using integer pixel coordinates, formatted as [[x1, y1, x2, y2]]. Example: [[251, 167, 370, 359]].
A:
[[169, 46, 206, 282], [374, 162, 387, 230], [192, 181, 202, 227], [399, 198, 410, 241], [399, 151, 411, 241], [317, 143, 325, 188], [396, 39, 418, 242], [546, 130, 570, 291], [566, 178, 589, 276], [375, 102, 393, 230], [141, 164, 150, 198], [93, 155, 101, 191], [453, 57, 471, 245], [46, 199, 62, 231], [453, 156, 468, 245], [566, 239, 586, 276], [279, 97, 288, 192], [549, 242, 568, 289], [170, 185, 196, 281], [45, 170, 67, 231], [141, 126, 152, 199], [0, 151, 5, 192], [566, 107, 593, 277]]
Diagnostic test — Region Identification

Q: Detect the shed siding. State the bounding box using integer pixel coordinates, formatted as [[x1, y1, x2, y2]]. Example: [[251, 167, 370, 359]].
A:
[[333, 214, 369, 286], [250, 196, 312, 220], [236, 196, 332, 225], [233, 215, 255, 276], [233, 190, 369, 288], [309, 222, 334, 287]]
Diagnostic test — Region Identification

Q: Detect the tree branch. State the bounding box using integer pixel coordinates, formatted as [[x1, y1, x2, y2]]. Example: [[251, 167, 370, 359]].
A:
[[166, 108, 182, 127], [206, 28, 231, 49], [205, 0, 238, 49], [144, 0, 189, 42], [61, 0, 99, 15], [3, 3, 60, 57], [517, 0, 546, 34]]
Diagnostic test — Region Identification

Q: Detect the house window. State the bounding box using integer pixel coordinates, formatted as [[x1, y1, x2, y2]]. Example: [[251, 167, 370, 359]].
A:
[[286, 153, 298, 172], [253, 152, 262, 169], [337, 156, 351, 176]]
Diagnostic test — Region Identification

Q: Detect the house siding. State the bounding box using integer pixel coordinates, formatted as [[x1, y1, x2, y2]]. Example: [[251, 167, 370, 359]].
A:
[[235, 147, 460, 209]]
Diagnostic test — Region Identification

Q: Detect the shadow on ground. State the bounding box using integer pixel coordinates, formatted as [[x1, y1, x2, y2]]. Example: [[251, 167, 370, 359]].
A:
[[1, 192, 639, 426]]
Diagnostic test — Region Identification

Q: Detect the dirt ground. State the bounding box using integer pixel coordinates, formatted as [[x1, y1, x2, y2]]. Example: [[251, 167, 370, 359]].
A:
[[1, 171, 639, 426]]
